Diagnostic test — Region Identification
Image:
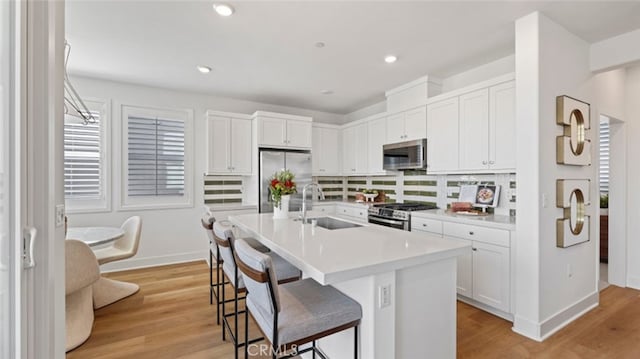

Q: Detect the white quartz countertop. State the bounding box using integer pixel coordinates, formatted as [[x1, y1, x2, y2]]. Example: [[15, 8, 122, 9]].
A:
[[228, 213, 471, 285], [412, 209, 516, 231]]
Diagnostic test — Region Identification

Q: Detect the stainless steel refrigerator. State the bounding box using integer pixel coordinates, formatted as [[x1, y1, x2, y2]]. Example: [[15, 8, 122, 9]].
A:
[[259, 149, 312, 213]]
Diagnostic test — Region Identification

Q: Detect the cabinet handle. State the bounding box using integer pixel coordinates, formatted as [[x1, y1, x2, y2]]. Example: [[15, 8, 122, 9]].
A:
[[422, 223, 427, 227], [469, 231, 474, 235], [472, 247, 477, 251], [482, 161, 487, 165], [489, 160, 495, 165]]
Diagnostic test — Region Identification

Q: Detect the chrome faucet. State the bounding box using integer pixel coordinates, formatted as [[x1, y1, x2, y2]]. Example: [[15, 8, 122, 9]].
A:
[[301, 183, 325, 223]]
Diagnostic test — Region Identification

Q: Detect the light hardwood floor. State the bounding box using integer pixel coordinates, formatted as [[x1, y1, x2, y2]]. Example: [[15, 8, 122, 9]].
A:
[[67, 261, 640, 359]]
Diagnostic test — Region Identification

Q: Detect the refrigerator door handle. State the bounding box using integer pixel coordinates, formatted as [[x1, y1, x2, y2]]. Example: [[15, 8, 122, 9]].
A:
[[267, 187, 272, 202]]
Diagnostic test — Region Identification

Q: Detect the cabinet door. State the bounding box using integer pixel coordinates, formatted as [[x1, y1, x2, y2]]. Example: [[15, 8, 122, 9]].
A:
[[258, 117, 286, 147], [354, 123, 369, 174], [459, 89, 489, 171], [427, 98, 459, 172], [342, 126, 356, 174], [230, 118, 252, 174], [472, 241, 510, 313], [322, 127, 341, 175], [454, 237, 473, 297], [404, 106, 427, 141], [368, 118, 387, 174], [206, 116, 230, 174], [489, 81, 516, 170], [312, 126, 322, 174], [287, 120, 312, 148], [386, 113, 406, 143]]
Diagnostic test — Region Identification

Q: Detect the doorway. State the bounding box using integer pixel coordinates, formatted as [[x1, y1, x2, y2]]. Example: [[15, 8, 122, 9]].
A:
[[599, 114, 627, 289]]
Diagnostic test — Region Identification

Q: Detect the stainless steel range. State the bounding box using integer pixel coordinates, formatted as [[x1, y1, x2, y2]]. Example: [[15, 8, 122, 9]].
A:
[[368, 203, 438, 231]]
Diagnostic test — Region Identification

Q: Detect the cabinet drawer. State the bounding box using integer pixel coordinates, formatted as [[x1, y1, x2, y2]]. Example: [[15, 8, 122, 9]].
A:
[[336, 205, 367, 220], [443, 222, 509, 247], [411, 217, 443, 235], [313, 205, 335, 214]]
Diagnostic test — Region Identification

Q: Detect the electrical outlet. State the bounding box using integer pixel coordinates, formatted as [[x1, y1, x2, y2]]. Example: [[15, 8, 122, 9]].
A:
[[379, 284, 391, 308], [55, 204, 65, 227]]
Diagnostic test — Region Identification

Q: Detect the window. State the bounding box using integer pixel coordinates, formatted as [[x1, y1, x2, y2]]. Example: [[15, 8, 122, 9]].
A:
[[64, 99, 109, 212], [599, 116, 610, 195], [121, 105, 193, 209]]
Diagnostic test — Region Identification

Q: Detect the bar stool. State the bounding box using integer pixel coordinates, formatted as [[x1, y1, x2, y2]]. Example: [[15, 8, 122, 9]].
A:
[[234, 238, 362, 359], [201, 213, 270, 324], [213, 221, 301, 359]]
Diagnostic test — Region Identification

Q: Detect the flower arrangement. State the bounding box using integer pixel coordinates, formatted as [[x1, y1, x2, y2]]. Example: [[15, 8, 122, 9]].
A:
[[269, 169, 297, 208]]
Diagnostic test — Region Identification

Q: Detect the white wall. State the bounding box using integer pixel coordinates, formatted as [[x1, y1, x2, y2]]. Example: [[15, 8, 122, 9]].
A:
[[625, 65, 640, 288], [592, 69, 627, 287], [68, 76, 343, 271], [343, 100, 386, 123], [514, 12, 598, 341], [441, 54, 515, 93]]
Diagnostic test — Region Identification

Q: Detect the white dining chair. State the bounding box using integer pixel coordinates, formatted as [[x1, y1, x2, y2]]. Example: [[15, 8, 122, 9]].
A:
[[92, 216, 142, 309], [93, 216, 142, 265], [65, 240, 100, 352]]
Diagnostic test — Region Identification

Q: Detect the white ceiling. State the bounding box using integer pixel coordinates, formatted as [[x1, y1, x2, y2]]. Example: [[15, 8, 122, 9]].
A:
[[65, 1, 640, 114]]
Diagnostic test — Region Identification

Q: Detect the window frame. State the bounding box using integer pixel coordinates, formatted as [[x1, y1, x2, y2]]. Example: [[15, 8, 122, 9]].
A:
[[118, 104, 194, 211], [64, 98, 111, 214]]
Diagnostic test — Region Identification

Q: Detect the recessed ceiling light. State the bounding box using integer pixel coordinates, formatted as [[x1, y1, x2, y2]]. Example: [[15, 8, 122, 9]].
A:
[[197, 65, 212, 74], [384, 55, 398, 64], [315, 42, 326, 48], [320, 90, 333, 95], [213, 3, 234, 17]]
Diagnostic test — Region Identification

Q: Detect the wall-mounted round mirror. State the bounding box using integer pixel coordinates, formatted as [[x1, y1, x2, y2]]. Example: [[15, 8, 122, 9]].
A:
[[569, 109, 586, 156], [569, 189, 585, 235]]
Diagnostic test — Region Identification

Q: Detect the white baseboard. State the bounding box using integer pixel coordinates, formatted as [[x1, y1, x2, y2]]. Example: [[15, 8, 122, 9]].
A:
[[100, 251, 207, 273], [512, 315, 543, 341], [627, 276, 640, 289], [511, 291, 599, 342], [539, 291, 598, 339]]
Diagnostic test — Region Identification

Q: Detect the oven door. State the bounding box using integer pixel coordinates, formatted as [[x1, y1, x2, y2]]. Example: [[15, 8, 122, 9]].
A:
[[368, 215, 409, 231]]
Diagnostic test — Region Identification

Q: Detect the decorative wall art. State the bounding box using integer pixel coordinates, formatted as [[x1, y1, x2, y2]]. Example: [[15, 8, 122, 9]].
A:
[[556, 179, 590, 248], [556, 96, 591, 166]]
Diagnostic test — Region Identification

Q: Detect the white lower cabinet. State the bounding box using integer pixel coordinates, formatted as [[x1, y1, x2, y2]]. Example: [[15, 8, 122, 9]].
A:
[[413, 216, 512, 316], [335, 204, 368, 222], [471, 241, 510, 312]]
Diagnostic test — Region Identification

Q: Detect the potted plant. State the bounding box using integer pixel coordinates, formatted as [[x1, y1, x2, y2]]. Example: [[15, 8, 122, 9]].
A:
[[269, 170, 297, 219]]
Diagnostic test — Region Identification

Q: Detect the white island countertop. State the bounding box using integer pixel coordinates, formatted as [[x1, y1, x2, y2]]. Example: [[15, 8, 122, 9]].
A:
[[228, 213, 471, 285]]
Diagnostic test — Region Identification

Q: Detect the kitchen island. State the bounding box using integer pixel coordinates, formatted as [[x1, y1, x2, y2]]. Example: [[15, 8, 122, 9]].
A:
[[228, 213, 470, 359]]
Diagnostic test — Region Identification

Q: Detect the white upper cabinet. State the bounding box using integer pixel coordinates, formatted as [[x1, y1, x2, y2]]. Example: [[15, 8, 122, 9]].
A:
[[342, 123, 368, 175], [206, 113, 252, 175], [385, 106, 427, 144], [368, 117, 388, 174], [489, 81, 516, 170], [404, 107, 428, 140], [427, 97, 459, 172], [286, 120, 313, 148], [459, 89, 490, 171], [425, 75, 516, 174], [312, 125, 341, 176], [255, 112, 312, 149], [257, 117, 286, 147]]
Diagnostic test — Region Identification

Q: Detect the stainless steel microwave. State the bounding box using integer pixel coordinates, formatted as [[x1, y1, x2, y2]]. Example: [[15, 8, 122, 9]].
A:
[[382, 139, 427, 170]]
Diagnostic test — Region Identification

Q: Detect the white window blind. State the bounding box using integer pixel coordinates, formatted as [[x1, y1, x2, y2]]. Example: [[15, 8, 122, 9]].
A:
[[599, 118, 610, 194], [64, 113, 102, 199], [127, 116, 185, 197]]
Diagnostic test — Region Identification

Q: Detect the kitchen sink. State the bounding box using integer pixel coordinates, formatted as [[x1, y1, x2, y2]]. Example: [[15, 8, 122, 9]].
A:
[[302, 217, 363, 230]]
